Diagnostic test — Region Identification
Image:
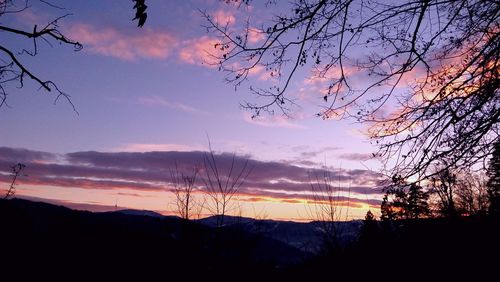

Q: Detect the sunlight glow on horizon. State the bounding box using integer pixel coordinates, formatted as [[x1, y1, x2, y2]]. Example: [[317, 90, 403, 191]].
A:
[[10, 180, 379, 221]]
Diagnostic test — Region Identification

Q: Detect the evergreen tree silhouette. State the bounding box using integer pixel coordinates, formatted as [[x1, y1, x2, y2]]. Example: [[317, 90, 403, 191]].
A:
[[380, 194, 395, 220], [380, 182, 430, 220], [365, 210, 375, 221], [406, 183, 430, 219], [358, 210, 381, 252]]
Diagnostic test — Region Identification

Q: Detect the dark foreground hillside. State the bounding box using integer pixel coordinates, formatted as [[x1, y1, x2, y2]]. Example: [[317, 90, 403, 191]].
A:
[[300, 215, 500, 280], [1, 199, 499, 280], [198, 214, 362, 253], [0, 199, 305, 280]]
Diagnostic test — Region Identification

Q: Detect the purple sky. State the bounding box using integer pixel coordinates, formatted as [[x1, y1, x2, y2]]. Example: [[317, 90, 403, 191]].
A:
[[0, 0, 386, 220]]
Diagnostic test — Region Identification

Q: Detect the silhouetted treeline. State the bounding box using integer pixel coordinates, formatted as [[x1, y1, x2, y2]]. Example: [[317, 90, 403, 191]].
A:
[[381, 161, 499, 220], [293, 216, 500, 280], [1, 198, 499, 280]]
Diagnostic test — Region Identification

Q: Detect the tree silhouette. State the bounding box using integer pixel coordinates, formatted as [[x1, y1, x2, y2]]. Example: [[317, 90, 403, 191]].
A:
[[487, 139, 500, 216], [406, 183, 431, 219], [3, 163, 26, 199], [364, 210, 375, 221], [308, 165, 350, 252], [428, 168, 490, 217], [202, 141, 252, 227], [429, 168, 458, 218], [454, 170, 489, 216], [380, 194, 395, 221], [358, 210, 381, 251], [381, 177, 430, 220], [204, 0, 499, 182], [170, 164, 204, 220]]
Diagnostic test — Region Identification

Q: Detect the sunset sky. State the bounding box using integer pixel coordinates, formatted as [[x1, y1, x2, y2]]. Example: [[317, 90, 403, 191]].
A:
[[0, 0, 390, 220]]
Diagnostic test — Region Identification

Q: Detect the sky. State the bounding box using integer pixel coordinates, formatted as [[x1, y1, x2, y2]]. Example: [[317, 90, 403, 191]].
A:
[[0, 0, 387, 221]]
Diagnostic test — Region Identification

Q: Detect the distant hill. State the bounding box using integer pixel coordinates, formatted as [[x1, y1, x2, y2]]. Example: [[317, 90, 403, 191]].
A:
[[105, 208, 362, 253], [0, 198, 307, 280], [198, 215, 362, 253], [113, 208, 166, 218], [101, 208, 362, 254]]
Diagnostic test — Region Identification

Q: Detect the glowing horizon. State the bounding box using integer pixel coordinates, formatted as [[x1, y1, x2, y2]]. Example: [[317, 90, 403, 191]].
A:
[[0, 147, 382, 221]]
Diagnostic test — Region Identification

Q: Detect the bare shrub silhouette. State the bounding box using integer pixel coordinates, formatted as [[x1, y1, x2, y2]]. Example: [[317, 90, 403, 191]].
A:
[[307, 165, 350, 252], [170, 164, 205, 220], [202, 141, 252, 227], [3, 163, 26, 199], [455, 171, 489, 216]]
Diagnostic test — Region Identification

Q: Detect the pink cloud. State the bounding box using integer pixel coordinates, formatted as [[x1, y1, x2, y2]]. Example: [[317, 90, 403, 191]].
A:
[[247, 28, 265, 44], [67, 23, 177, 60], [178, 36, 224, 66], [226, 62, 273, 81], [292, 64, 364, 106], [304, 64, 358, 86], [15, 9, 50, 27], [211, 9, 236, 25], [247, 64, 265, 76], [247, 64, 276, 81], [177, 31, 264, 70]]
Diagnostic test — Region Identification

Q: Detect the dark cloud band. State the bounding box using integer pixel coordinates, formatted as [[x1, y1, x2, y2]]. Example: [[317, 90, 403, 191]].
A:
[[0, 147, 384, 206]]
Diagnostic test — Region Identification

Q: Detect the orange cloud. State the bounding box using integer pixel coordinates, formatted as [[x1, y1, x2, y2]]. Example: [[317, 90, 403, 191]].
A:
[[280, 199, 304, 204], [67, 23, 177, 60], [239, 197, 270, 203], [307, 199, 364, 209]]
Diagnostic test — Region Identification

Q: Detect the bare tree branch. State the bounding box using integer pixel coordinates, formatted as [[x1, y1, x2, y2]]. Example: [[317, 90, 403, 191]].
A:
[[205, 0, 499, 182], [0, 1, 82, 111]]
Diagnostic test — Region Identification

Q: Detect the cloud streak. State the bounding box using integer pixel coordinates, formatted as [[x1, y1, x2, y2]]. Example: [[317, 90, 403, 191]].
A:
[[137, 96, 205, 114], [114, 143, 203, 153], [243, 113, 306, 129], [0, 147, 384, 207], [337, 152, 374, 161]]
